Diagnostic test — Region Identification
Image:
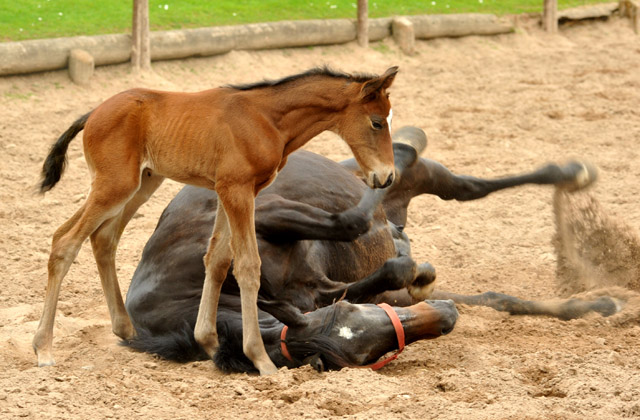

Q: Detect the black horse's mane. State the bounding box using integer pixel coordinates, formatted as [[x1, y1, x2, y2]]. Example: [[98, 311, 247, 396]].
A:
[[215, 302, 357, 373], [226, 66, 377, 91], [123, 300, 358, 374]]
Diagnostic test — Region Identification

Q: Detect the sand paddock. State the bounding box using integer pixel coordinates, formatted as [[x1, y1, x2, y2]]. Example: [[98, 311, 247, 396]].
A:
[[1, 15, 639, 420]]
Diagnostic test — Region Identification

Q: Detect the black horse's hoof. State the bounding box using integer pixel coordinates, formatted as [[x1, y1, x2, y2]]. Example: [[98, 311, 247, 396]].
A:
[[408, 262, 437, 300], [591, 296, 624, 317], [560, 161, 598, 192]]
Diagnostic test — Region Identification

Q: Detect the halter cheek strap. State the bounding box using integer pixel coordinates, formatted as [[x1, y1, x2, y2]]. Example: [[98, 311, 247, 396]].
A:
[[280, 324, 293, 362], [280, 302, 406, 371], [366, 303, 405, 370]]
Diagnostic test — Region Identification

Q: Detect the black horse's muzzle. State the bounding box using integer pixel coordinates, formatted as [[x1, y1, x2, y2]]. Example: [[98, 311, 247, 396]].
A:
[[425, 299, 458, 335]]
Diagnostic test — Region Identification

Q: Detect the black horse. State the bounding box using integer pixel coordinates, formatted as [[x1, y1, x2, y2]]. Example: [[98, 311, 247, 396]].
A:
[[124, 127, 616, 373]]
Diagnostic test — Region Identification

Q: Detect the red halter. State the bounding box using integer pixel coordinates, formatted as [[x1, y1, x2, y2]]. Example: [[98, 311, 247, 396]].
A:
[[280, 302, 405, 371]]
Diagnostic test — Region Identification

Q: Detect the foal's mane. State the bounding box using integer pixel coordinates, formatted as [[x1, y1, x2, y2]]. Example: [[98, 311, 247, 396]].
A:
[[226, 66, 377, 91]]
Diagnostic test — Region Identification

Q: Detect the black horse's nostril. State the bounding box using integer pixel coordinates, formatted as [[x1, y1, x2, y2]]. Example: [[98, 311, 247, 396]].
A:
[[425, 299, 458, 335], [441, 324, 455, 335]]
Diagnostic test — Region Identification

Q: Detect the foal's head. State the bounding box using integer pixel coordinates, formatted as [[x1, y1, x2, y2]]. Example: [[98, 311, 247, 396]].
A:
[[338, 66, 398, 189]]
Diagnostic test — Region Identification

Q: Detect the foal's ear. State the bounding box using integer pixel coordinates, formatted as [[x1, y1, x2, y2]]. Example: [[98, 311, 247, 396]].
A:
[[360, 66, 399, 99]]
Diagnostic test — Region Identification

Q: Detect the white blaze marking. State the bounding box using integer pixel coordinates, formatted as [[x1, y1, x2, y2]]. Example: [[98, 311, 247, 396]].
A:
[[339, 327, 354, 339], [387, 108, 393, 132]]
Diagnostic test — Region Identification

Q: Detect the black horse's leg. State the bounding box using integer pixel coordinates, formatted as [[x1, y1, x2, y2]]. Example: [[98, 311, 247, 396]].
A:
[[254, 191, 382, 242], [254, 135, 427, 243], [430, 290, 622, 320], [420, 159, 597, 202], [316, 256, 419, 305]]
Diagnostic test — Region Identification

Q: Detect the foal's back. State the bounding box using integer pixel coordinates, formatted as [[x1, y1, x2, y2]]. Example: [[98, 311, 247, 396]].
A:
[[83, 86, 282, 189]]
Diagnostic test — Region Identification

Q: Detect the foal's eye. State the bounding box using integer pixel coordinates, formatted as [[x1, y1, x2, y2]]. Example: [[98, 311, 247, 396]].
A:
[[371, 120, 383, 130]]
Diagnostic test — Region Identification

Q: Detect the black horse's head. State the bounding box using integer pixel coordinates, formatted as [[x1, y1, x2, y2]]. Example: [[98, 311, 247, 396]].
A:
[[214, 298, 457, 373]]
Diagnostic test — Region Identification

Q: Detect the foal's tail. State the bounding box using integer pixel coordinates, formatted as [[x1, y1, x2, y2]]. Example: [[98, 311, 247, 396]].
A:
[[39, 111, 92, 194]]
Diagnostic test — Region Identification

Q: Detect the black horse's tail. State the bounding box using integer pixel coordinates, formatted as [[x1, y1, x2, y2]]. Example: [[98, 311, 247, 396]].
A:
[[121, 322, 210, 363], [39, 111, 92, 194], [121, 319, 258, 372]]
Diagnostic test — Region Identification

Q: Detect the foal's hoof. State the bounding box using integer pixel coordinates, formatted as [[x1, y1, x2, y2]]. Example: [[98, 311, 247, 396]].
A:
[[34, 349, 56, 367], [33, 337, 56, 367], [560, 161, 598, 192], [257, 360, 278, 376], [113, 320, 137, 341]]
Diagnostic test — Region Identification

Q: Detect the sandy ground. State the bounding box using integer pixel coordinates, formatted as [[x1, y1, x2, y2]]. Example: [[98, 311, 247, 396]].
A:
[[1, 15, 640, 420]]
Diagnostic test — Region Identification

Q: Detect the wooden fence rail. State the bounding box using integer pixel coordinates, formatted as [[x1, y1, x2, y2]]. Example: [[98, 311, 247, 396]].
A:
[[0, 2, 631, 79]]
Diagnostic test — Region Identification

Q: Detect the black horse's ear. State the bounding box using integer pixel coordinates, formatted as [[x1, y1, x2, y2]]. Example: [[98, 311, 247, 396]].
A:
[[303, 353, 325, 372], [258, 299, 308, 328]]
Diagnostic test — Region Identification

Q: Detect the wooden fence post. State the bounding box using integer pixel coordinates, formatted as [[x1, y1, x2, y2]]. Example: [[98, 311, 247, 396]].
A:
[[543, 0, 558, 33], [357, 0, 368, 47], [620, 0, 639, 33], [132, 0, 151, 71], [631, 1, 640, 34], [620, 0, 630, 16]]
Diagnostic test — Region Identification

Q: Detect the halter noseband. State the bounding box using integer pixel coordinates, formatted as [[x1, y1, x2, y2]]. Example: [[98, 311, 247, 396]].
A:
[[280, 302, 405, 371]]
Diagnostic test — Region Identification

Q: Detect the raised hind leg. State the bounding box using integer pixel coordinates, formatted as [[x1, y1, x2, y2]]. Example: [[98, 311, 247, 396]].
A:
[[90, 171, 164, 340], [33, 174, 141, 367], [430, 290, 623, 320], [420, 159, 598, 202]]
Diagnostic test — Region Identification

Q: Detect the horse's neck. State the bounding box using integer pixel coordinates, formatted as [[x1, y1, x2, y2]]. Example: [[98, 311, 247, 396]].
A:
[[260, 80, 351, 155]]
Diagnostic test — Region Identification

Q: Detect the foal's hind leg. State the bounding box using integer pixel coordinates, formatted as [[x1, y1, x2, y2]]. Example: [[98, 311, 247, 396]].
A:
[[90, 172, 164, 340], [33, 175, 141, 366]]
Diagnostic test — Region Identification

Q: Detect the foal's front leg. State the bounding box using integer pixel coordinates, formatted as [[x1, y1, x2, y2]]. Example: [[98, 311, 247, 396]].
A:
[[197, 186, 278, 375], [194, 201, 232, 357]]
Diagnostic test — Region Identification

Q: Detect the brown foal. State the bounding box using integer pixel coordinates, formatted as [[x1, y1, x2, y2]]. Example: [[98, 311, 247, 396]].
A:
[[34, 66, 398, 375]]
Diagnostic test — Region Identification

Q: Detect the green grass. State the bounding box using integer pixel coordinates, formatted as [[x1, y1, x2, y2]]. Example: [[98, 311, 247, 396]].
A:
[[0, 0, 611, 42]]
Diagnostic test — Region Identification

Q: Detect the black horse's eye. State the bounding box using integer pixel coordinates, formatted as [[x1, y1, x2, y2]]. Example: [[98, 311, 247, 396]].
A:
[[372, 120, 383, 130]]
